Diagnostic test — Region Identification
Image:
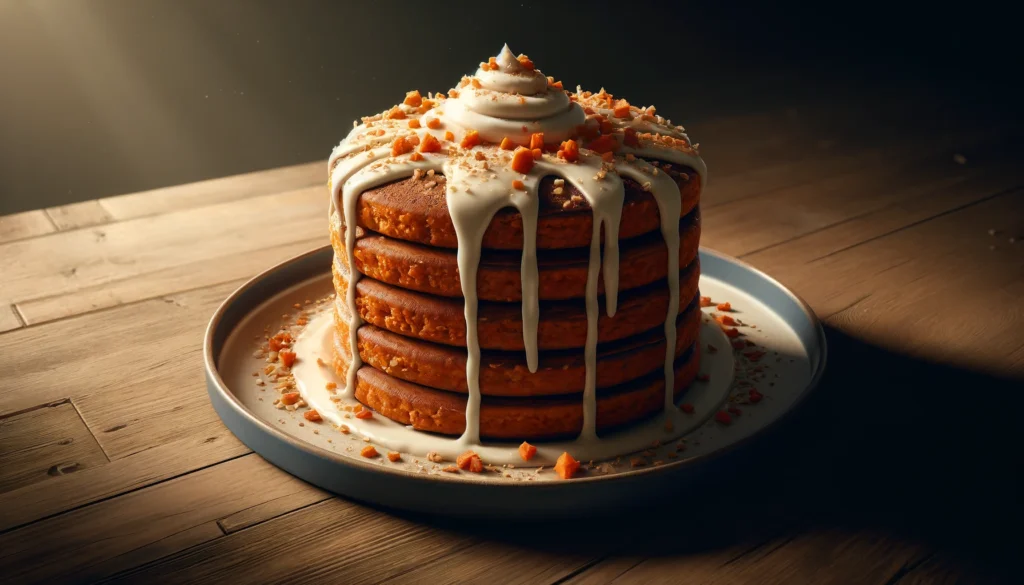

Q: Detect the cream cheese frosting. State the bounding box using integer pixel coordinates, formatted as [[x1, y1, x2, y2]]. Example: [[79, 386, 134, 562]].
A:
[[327, 45, 706, 448]]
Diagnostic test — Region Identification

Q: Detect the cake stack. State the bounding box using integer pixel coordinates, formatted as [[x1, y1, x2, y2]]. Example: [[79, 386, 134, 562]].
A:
[[327, 46, 705, 441]]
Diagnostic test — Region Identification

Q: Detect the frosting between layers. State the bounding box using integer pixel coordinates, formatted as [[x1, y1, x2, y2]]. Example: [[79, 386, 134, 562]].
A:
[[328, 45, 706, 450]]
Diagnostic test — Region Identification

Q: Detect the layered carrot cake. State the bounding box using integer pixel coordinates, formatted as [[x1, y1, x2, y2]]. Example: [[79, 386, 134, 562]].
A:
[[327, 45, 706, 443]]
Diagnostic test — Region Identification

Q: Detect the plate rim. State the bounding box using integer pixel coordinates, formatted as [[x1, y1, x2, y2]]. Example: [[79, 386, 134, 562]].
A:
[[204, 244, 827, 489]]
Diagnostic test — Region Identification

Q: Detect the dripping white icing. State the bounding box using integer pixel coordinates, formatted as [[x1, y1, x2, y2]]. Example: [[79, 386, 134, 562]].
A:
[[327, 45, 705, 456]]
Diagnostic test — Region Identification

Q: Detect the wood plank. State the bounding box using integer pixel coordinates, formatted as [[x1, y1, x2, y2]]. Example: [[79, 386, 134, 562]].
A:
[[83, 521, 224, 581], [105, 499, 474, 584], [0, 281, 238, 418], [897, 553, 1016, 585], [0, 429, 246, 533], [0, 209, 55, 244], [702, 136, 1024, 259], [100, 160, 324, 220], [0, 282, 254, 529], [0, 399, 109, 494], [45, 200, 114, 230], [744, 190, 1024, 376], [0, 454, 316, 584], [218, 486, 331, 534], [589, 532, 927, 585], [0, 304, 22, 333], [0, 185, 326, 317], [560, 557, 645, 585], [16, 236, 322, 325], [378, 541, 593, 585]]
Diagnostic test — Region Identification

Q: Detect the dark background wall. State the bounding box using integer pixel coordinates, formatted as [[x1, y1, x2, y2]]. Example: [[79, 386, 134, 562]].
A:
[[0, 0, 1019, 215]]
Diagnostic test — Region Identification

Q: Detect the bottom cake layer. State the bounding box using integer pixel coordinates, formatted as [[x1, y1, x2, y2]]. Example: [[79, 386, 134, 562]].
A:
[[332, 345, 700, 441]]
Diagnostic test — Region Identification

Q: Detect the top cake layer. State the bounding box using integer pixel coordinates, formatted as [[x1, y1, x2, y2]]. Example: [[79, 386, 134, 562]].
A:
[[328, 44, 706, 250]]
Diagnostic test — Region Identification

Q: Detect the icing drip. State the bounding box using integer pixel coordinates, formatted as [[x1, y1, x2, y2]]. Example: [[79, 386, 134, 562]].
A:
[[327, 45, 705, 450]]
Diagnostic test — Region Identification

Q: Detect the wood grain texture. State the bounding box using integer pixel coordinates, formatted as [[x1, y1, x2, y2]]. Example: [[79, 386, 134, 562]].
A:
[[378, 541, 593, 585], [0, 400, 108, 494], [0, 186, 326, 320], [588, 533, 928, 585], [0, 304, 22, 333], [106, 499, 474, 584], [100, 160, 323, 220], [217, 486, 331, 534], [0, 209, 55, 244], [0, 454, 314, 584], [16, 236, 323, 325], [45, 200, 114, 230]]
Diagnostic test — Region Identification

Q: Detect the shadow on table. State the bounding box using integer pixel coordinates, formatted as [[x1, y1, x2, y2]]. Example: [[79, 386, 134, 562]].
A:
[[395, 325, 1024, 577]]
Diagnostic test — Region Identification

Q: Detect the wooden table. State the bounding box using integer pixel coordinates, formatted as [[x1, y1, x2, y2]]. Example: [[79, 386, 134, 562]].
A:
[[2, 86, 1022, 584]]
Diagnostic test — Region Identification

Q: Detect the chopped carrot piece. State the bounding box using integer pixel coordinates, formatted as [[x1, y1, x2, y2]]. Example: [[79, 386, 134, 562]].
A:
[[303, 409, 322, 423], [387, 451, 402, 462], [444, 131, 455, 141], [278, 350, 297, 368], [488, 56, 498, 69], [361, 445, 379, 458], [407, 119, 421, 129], [724, 327, 741, 338], [410, 152, 424, 162], [418, 99, 436, 114], [457, 450, 483, 472], [512, 179, 525, 190], [588, 134, 619, 154], [403, 90, 422, 107], [699, 296, 714, 308], [460, 130, 481, 149], [325, 382, 337, 390], [557, 139, 580, 162], [530, 133, 544, 150], [281, 392, 300, 405], [517, 55, 535, 70], [716, 302, 732, 311], [426, 117, 442, 129], [385, 106, 406, 120], [519, 441, 537, 461], [713, 314, 738, 327], [623, 127, 639, 147], [511, 147, 535, 174], [391, 136, 413, 157], [531, 148, 543, 160], [601, 151, 615, 162], [499, 137, 515, 150], [419, 133, 442, 153], [355, 409, 373, 419], [554, 452, 580, 479], [612, 99, 632, 118]]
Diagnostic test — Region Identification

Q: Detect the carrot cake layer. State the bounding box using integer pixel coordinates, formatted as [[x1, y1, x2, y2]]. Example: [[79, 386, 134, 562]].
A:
[[333, 260, 700, 350], [333, 208, 700, 301], [344, 160, 700, 250], [334, 346, 699, 440], [333, 301, 701, 396]]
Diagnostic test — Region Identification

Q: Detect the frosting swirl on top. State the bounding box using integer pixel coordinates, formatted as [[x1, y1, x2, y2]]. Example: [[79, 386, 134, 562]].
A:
[[442, 44, 584, 144]]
